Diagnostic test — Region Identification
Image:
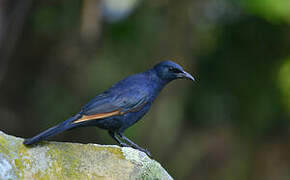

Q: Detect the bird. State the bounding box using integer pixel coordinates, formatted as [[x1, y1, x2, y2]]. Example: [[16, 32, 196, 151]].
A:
[[23, 60, 195, 157]]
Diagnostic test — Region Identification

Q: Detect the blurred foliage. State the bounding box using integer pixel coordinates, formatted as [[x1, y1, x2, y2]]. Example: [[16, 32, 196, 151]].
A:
[[278, 57, 290, 115], [1, 0, 290, 179], [243, 0, 290, 23]]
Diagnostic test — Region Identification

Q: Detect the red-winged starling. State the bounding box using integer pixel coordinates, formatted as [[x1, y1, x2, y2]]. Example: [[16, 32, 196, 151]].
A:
[[23, 60, 195, 157]]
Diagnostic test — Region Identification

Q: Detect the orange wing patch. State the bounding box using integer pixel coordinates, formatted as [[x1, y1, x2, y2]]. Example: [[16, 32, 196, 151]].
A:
[[72, 110, 122, 124]]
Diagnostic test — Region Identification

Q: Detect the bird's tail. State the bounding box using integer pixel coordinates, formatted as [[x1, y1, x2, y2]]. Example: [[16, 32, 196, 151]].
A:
[[23, 114, 82, 145]]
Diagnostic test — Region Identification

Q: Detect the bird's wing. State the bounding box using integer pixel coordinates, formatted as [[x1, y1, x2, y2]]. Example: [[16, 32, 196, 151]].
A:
[[72, 89, 148, 124]]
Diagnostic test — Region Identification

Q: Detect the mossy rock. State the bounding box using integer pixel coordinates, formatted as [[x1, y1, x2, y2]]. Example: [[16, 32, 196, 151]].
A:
[[0, 130, 173, 180]]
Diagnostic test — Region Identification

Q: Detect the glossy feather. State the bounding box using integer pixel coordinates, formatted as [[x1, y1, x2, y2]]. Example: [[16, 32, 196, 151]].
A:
[[23, 60, 195, 157]]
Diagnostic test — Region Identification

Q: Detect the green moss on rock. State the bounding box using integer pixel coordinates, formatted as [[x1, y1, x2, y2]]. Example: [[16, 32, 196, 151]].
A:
[[0, 131, 173, 180]]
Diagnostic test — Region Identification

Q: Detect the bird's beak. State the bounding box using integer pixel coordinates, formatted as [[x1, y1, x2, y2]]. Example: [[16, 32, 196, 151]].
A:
[[181, 70, 195, 82]]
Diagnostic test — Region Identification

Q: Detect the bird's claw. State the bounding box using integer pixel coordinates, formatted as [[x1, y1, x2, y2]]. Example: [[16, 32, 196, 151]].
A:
[[120, 142, 130, 147], [140, 148, 152, 158]]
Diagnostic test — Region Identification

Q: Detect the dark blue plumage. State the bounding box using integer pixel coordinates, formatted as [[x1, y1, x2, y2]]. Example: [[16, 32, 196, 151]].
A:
[[23, 60, 195, 157]]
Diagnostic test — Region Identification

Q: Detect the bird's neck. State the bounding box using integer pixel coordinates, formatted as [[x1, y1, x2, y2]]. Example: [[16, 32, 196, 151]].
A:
[[147, 69, 171, 94]]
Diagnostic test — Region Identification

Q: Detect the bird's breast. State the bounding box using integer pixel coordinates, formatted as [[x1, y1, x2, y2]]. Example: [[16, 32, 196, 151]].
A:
[[119, 102, 152, 128]]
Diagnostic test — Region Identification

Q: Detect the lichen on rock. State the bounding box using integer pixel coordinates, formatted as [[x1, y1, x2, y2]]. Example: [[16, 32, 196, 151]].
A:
[[0, 130, 173, 180]]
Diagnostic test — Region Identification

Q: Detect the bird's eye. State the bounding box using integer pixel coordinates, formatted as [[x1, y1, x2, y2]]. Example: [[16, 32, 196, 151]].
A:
[[169, 67, 182, 73]]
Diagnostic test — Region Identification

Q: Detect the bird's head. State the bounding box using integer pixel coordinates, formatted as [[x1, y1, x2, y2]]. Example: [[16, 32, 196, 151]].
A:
[[153, 60, 195, 83]]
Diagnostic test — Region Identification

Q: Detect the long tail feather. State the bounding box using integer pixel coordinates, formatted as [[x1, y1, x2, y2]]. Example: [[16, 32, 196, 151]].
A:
[[23, 114, 82, 145]]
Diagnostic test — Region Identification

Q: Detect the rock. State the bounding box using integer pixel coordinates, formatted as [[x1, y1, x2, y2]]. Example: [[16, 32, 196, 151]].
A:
[[0, 130, 173, 180]]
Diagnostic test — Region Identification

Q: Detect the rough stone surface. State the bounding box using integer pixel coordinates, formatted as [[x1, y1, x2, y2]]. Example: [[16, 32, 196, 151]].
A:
[[0, 130, 173, 180]]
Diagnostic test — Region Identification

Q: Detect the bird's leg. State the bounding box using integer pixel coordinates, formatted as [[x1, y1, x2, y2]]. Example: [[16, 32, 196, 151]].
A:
[[117, 132, 152, 157], [108, 131, 130, 147]]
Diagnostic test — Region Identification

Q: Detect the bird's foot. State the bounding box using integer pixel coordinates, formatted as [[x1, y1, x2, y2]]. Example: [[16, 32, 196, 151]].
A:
[[120, 142, 130, 147], [139, 148, 152, 158]]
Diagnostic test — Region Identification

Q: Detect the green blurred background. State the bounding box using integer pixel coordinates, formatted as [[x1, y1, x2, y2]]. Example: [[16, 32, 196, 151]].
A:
[[1, 0, 290, 179]]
